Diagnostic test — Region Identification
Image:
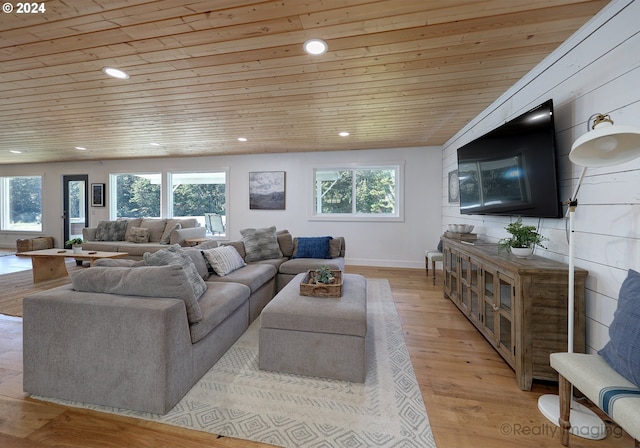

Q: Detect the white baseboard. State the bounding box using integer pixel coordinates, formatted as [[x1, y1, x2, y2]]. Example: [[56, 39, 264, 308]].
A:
[[345, 258, 425, 270]]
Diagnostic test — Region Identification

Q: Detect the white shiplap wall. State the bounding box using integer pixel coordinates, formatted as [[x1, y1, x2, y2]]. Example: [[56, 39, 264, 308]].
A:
[[441, 0, 640, 353]]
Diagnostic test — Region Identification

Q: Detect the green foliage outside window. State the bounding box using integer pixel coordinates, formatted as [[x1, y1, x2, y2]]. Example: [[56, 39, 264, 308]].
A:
[[316, 167, 396, 215]]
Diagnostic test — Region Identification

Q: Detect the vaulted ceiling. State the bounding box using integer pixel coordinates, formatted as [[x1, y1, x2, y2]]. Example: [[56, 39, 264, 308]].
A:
[[0, 0, 609, 164]]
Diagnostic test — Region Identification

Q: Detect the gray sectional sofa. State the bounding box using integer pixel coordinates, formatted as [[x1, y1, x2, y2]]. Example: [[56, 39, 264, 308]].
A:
[[82, 217, 206, 259], [23, 228, 346, 414]]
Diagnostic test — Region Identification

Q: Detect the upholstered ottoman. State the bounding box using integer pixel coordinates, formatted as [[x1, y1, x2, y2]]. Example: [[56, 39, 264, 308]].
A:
[[259, 272, 367, 382]]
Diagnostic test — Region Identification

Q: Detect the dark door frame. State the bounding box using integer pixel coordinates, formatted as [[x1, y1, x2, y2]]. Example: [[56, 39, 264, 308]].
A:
[[62, 174, 89, 247]]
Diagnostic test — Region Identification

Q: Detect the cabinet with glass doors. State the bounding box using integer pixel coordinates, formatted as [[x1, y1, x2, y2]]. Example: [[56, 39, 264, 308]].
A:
[[441, 237, 587, 391]]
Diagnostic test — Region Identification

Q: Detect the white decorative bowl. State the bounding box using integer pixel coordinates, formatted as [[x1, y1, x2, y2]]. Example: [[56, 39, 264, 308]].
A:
[[448, 224, 474, 234]]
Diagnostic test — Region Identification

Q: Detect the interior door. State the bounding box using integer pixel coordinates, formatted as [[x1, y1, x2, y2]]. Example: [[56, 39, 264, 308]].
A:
[[62, 175, 89, 247]]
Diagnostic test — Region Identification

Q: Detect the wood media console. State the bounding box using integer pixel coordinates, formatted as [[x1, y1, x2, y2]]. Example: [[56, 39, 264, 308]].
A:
[[441, 237, 587, 390]]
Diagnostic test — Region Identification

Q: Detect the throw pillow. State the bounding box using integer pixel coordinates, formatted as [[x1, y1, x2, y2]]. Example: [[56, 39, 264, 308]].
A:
[[127, 226, 150, 243], [598, 269, 640, 387], [294, 236, 333, 259], [240, 226, 283, 262], [71, 265, 203, 323], [95, 220, 127, 241], [202, 246, 246, 276], [160, 222, 181, 244], [143, 245, 207, 301]]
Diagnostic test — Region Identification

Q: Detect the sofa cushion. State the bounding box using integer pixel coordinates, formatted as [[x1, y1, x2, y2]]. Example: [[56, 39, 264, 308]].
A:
[[160, 222, 181, 244], [95, 220, 127, 241], [181, 246, 209, 279], [293, 236, 332, 259], [219, 240, 246, 259], [279, 257, 345, 275], [123, 218, 143, 241], [143, 245, 207, 301], [207, 263, 276, 293], [240, 226, 282, 262], [70, 264, 203, 323], [329, 237, 344, 258], [598, 269, 640, 387], [277, 230, 294, 257], [202, 246, 246, 277], [140, 218, 167, 242], [189, 282, 251, 343], [127, 226, 150, 243], [93, 258, 144, 267]]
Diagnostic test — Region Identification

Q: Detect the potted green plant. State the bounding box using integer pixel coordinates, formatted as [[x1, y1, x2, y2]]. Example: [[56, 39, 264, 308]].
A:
[[65, 237, 85, 253], [498, 217, 547, 258], [313, 265, 335, 285]]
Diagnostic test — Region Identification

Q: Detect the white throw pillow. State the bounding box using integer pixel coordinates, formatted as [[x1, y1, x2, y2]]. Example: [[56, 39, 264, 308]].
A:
[[202, 246, 246, 276]]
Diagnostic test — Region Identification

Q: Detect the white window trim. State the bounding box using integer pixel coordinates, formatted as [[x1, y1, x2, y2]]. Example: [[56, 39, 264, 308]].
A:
[[309, 161, 404, 222]]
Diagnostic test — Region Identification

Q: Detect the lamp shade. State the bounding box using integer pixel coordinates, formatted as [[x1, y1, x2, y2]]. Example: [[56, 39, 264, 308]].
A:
[[570, 120, 640, 167]]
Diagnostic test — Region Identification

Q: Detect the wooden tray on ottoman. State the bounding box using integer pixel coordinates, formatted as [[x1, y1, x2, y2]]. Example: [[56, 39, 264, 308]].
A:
[[300, 270, 343, 298]]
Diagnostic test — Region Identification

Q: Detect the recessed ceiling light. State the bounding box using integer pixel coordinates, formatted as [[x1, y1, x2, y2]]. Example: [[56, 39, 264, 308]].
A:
[[9, 150, 23, 154], [102, 67, 130, 79], [304, 39, 328, 55], [75, 146, 87, 150], [339, 131, 350, 137], [237, 137, 248, 142], [150, 142, 160, 146]]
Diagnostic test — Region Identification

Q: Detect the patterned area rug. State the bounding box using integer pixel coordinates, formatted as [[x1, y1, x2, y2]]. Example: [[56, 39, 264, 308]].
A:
[[35, 278, 436, 448]]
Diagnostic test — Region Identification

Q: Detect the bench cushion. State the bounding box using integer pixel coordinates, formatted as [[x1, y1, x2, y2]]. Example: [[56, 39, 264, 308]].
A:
[[550, 352, 640, 441]]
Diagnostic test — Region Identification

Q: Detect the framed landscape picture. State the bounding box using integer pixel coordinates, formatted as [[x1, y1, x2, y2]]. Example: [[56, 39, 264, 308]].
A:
[[249, 171, 286, 210]]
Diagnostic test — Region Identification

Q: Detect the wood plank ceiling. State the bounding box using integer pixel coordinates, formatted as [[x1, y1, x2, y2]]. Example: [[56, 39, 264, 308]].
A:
[[0, 0, 609, 164]]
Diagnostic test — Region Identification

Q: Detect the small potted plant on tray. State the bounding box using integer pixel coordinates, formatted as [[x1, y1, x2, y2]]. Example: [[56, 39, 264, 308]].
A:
[[498, 217, 546, 258], [65, 237, 85, 253], [300, 265, 343, 298]]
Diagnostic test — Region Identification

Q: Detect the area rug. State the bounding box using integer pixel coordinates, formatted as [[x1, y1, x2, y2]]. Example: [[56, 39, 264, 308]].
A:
[[35, 278, 436, 448], [0, 262, 83, 317]]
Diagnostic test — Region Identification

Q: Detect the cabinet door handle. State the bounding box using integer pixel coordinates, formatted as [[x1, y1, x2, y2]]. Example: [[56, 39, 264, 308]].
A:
[[492, 303, 499, 312]]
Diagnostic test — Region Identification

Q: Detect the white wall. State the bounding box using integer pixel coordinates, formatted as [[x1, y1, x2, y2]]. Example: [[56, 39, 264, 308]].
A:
[[441, 0, 640, 352], [0, 146, 442, 269]]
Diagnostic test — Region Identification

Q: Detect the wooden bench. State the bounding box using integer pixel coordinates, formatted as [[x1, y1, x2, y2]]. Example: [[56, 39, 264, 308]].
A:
[[551, 352, 640, 447]]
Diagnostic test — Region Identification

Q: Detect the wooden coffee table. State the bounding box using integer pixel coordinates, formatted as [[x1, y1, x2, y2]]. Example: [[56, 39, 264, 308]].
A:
[[17, 249, 129, 283]]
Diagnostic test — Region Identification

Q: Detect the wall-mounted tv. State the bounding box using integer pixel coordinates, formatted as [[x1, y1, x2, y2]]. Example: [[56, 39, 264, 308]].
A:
[[457, 99, 562, 218]]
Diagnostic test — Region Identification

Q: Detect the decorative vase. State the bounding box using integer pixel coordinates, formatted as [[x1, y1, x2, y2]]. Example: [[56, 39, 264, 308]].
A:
[[72, 245, 82, 254], [510, 247, 534, 258]]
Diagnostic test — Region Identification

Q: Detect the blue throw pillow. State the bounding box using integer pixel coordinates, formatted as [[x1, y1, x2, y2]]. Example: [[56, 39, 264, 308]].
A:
[[294, 236, 333, 259], [598, 269, 640, 387]]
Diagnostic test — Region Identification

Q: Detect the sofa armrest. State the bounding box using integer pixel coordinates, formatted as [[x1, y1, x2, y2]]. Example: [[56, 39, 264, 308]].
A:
[[23, 285, 194, 414], [82, 227, 97, 241], [171, 226, 206, 245]]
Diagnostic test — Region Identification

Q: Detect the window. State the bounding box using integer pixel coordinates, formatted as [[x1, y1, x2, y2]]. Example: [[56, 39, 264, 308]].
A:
[[111, 173, 161, 218], [312, 164, 402, 221], [1, 175, 43, 231], [169, 171, 228, 236]]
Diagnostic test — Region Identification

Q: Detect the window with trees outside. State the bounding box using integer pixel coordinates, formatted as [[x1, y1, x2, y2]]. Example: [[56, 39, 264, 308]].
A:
[[169, 171, 227, 237], [111, 171, 228, 237], [312, 165, 402, 221], [1, 175, 43, 231], [112, 173, 162, 218]]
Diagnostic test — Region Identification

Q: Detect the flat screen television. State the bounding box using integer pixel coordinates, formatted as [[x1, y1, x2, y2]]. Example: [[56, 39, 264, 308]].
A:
[[457, 99, 562, 218]]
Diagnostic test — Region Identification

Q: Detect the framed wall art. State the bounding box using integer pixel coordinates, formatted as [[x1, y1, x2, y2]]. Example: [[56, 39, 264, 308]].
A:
[[91, 183, 105, 207], [249, 171, 286, 210], [448, 170, 459, 203]]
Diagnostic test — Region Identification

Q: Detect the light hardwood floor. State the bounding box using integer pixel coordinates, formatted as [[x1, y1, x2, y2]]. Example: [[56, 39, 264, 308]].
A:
[[0, 257, 633, 447]]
